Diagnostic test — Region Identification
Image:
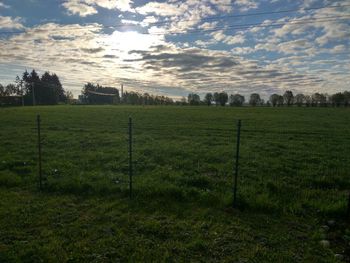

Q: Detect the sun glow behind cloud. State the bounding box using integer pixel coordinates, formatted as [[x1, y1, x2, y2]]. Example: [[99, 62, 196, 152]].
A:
[[103, 30, 164, 56], [96, 30, 169, 87]]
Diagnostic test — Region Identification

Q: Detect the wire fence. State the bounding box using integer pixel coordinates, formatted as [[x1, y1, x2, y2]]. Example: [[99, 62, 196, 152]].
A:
[[1, 114, 349, 216]]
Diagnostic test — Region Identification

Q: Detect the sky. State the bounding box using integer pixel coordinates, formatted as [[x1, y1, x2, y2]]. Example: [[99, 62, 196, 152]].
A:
[[0, 0, 349, 99]]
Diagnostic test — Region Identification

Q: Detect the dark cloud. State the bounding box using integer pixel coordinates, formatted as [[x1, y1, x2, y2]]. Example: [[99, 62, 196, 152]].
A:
[[80, 47, 104, 53], [236, 69, 285, 78], [126, 49, 239, 72], [62, 58, 97, 66], [120, 45, 327, 97], [178, 72, 207, 79], [149, 45, 174, 52], [52, 35, 75, 41], [103, 54, 117, 58]]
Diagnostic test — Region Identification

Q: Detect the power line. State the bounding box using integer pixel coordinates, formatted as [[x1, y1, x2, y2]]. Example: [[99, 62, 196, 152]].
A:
[[108, 3, 350, 29], [157, 3, 350, 25], [55, 2, 350, 29], [150, 16, 350, 36], [0, 15, 349, 37], [0, 3, 349, 35]]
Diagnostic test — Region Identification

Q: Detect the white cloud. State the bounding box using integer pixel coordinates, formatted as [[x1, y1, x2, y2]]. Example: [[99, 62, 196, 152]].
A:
[[62, 1, 98, 17], [194, 38, 217, 47], [209, 0, 233, 13], [278, 39, 308, 53], [330, 44, 347, 54], [224, 33, 245, 45], [121, 19, 139, 25], [63, 0, 134, 17], [315, 21, 350, 46], [0, 2, 10, 9], [0, 16, 24, 29], [270, 6, 350, 46], [136, 2, 186, 17], [198, 21, 219, 30], [301, 0, 323, 8], [88, 0, 134, 12], [141, 16, 158, 27], [255, 38, 315, 55], [211, 30, 226, 41], [210, 30, 245, 45], [235, 0, 258, 11], [170, 4, 216, 32], [135, 1, 217, 34], [231, 46, 255, 54]]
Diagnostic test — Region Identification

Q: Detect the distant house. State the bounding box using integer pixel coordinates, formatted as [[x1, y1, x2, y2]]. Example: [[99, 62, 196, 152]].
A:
[[0, 96, 22, 106], [78, 95, 87, 104]]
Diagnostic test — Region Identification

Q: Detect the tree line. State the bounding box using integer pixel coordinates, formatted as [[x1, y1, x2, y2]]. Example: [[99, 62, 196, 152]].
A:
[[187, 90, 350, 107], [81, 83, 175, 105], [2, 71, 350, 107], [0, 69, 72, 105]]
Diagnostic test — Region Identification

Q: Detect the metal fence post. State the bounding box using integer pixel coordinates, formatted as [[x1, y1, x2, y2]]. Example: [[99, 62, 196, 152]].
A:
[[37, 114, 42, 190], [233, 119, 241, 207], [128, 117, 133, 199], [347, 191, 350, 219]]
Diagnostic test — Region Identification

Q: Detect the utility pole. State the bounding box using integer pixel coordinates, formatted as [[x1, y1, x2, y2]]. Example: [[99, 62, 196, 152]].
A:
[[16, 76, 25, 106], [32, 83, 36, 106], [21, 83, 24, 106]]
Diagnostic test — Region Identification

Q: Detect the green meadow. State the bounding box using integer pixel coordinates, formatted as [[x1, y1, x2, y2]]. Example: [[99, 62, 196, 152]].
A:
[[0, 105, 349, 262]]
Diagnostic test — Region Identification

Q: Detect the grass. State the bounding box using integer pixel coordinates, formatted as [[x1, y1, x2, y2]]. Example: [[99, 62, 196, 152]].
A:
[[0, 105, 350, 262]]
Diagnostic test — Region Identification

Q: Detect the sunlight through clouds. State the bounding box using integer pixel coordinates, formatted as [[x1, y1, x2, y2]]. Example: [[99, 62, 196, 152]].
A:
[[103, 30, 164, 55]]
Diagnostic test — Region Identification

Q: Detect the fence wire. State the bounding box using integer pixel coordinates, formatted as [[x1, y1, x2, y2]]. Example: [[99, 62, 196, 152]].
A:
[[0, 115, 349, 214]]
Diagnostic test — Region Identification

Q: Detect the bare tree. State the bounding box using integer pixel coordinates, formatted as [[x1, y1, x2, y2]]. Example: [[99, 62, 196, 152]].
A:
[[249, 93, 261, 106], [283, 90, 294, 106], [269, 94, 279, 107], [295, 94, 305, 107], [229, 94, 245, 106], [188, 93, 201, 105]]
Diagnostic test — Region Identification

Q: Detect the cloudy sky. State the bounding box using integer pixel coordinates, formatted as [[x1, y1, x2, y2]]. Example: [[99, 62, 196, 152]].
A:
[[0, 0, 349, 99]]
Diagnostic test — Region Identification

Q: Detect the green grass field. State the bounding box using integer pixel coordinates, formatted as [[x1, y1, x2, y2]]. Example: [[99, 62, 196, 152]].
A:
[[1, 105, 350, 262]]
